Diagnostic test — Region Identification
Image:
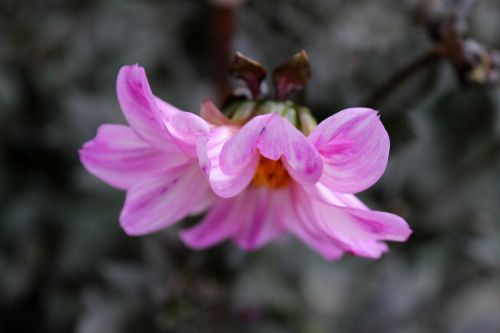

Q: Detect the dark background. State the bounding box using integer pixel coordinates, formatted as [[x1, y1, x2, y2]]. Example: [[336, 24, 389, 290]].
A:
[[1, 0, 499, 332]]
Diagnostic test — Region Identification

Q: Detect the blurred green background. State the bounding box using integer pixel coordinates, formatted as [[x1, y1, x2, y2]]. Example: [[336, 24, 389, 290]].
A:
[[1, 0, 499, 332]]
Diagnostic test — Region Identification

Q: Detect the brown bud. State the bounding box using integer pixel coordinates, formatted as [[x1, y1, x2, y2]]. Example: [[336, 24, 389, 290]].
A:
[[272, 50, 311, 100], [459, 41, 500, 85], [229, 52, 267, 99]]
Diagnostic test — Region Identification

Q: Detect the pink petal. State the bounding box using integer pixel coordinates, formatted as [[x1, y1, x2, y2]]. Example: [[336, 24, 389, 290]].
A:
[[120, 165, 214, 235], [291, 216, 346, 261], [303, 182, 368, 209], [180, 188, 288, 251], [232, 188, 288, 250], [209, 161, 258, 198], [166, 111, 210, 157], [179, 197, 242, 249], [309, 107, 389, 193], [203, 125, 258, 198], [116, 65, 182, 148], [304, 183, 411, 244], [292, 185, 411, 259], [220, 113, 322, 185], [287, 185, 346, 260], [79, 125, 189, 190], [155, 96, 182, 122]]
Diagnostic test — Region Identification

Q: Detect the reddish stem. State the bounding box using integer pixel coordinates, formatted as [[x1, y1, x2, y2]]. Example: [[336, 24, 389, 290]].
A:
[[212, 4, 235, 104], [365, 45, 446, 108]]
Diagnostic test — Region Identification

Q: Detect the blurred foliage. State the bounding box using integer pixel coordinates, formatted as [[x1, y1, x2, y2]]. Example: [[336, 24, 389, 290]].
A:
[[1, 0, 499, 332]]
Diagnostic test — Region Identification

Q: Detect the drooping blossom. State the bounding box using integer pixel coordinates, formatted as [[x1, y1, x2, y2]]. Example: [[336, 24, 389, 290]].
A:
[[181, 102, 411, 259], [80, 57, 411, 260]]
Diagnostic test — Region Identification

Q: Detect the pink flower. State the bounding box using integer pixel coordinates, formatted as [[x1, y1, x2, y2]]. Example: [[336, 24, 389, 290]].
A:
[[80, 64, 411, 260]]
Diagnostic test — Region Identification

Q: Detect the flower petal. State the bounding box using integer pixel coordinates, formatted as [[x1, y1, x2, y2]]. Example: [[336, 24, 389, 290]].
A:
[[79, 125, 189, 190], [292, 185, 411, 259], [232, 188, 288, 250], [166, 111, 210, 157], [155, 96, 182, 122], [309, 107, 389, 193], [304, 183, 411, 244], [120, 165, 214, 235], [290, 216, 346, 261], [221, 113, 322, 185], [179, 197, 242, 249], [116, 65, 182, 148], [180, 188, 288, 251], [203, 125, 258, 198]]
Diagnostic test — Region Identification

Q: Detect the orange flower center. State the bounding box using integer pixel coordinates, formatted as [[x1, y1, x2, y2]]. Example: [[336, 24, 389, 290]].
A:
[[252, 157, 291, 189]]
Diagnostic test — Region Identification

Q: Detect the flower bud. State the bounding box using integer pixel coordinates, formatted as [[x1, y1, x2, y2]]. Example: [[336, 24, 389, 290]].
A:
[[272, 50, 311, 100], [229, 52, 267, 99]]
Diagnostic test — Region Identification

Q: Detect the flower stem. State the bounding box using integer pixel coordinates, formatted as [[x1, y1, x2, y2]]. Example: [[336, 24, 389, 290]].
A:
[[365, 45, 446, 108], [212, 4, 235, 104]]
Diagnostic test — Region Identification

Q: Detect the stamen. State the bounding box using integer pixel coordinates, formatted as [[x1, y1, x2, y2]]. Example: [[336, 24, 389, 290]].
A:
[[252, 156, 290, 189]]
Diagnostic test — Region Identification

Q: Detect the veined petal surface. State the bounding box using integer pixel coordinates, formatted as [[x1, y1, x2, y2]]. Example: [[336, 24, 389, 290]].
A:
[[309, 107, 389, 194], [120, 165, 215, 235], [116, 65, 183, 149], [180, 187, 290, 250], [292, 185, 411, 259], [203, 125, 259, 198], [79, 124, 189, 190], [220, 113, 322, 186]]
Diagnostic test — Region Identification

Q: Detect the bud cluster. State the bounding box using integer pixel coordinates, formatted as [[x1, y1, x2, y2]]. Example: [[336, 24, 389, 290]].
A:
[[221, 51, 317, 134], [424, 0, 500, 85]]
